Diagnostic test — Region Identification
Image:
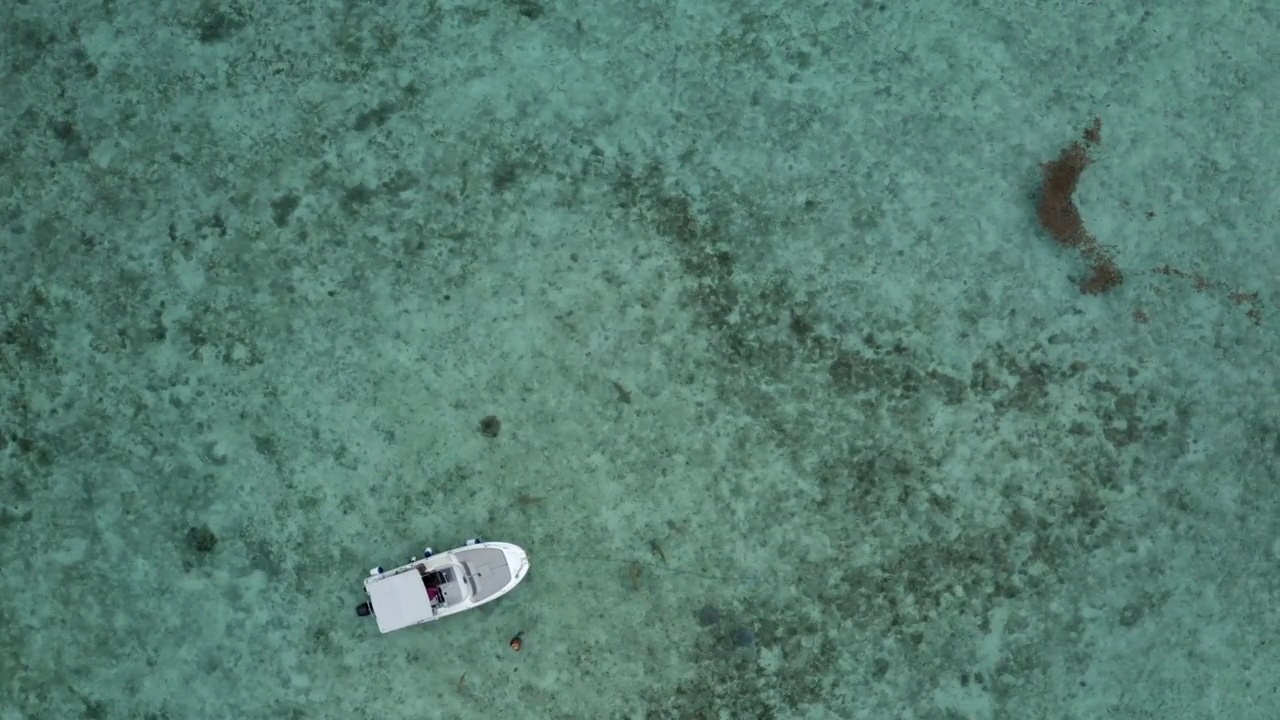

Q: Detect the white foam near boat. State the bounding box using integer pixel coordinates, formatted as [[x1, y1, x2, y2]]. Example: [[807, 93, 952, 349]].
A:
[[355, 539, 530, 634]]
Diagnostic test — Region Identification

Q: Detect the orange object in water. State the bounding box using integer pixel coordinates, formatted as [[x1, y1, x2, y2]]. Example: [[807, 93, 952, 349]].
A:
[[509, 632, 524, 651]]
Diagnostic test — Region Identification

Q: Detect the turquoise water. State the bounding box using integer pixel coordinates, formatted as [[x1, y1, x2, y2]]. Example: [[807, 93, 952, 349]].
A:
[[1, 0, 1276, 718]]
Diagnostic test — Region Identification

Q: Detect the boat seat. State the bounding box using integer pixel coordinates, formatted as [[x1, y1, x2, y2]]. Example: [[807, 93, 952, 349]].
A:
[[424, 568, 455, 587]]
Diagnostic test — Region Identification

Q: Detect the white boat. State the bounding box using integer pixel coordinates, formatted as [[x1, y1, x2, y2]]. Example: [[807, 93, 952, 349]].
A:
[[355, 539, 530, 634]]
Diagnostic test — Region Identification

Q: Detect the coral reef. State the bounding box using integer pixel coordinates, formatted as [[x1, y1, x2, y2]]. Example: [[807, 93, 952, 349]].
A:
[[1037, 119, 1123, 294]]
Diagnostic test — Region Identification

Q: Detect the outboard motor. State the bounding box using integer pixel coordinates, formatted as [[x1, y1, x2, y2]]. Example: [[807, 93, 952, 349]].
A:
[[355, 601, 372, 617]]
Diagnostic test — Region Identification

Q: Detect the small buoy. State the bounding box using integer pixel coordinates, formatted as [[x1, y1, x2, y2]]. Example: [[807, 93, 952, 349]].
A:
[[509, 632, 524, 652]]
